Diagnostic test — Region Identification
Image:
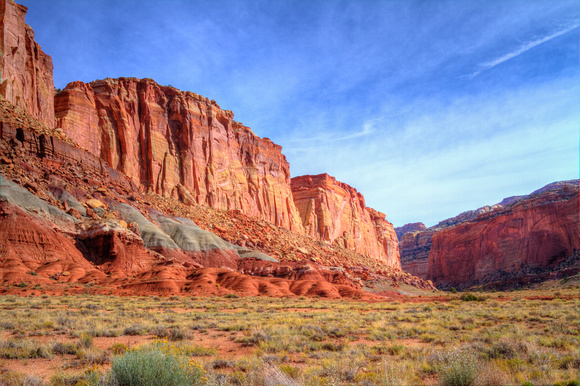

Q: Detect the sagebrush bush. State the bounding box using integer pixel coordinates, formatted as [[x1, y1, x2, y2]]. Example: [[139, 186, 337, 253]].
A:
[[105, 340, 206, 386], [110, 342, 128, 355]]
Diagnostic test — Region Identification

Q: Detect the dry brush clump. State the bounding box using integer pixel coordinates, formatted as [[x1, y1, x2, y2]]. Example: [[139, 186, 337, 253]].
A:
[[87, 340, 206, 385]]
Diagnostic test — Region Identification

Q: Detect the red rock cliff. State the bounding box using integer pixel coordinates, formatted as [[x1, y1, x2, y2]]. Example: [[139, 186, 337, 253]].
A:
[[54, 77, 303, 232], [291, 174, 400, 269], [0, 0, 54, 128], [428, 184, 580, 288]]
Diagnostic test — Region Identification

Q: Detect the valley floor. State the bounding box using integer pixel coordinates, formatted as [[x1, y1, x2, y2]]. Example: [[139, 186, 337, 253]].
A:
[[0, 285, 578, 385]]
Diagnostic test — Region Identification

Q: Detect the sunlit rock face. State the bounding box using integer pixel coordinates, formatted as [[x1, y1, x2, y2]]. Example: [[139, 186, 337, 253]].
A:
[[0, 0, 55, 128], [291, 173, 401, 269], [55, 77, 304, 232]]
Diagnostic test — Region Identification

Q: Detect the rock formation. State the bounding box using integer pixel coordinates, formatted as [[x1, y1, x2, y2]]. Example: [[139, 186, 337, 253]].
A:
[[1, 97, 436, 295], [428, 182, 579, 288], [398, 181, 579, 288], [395, 222, 426, 240], [291, 174, 400, 269], [398, 205, 507, 279], [54, 78, 304, 233], [0, 0, 438, 296], [0, 0, 54, 128], [0, 0, 408, 273]]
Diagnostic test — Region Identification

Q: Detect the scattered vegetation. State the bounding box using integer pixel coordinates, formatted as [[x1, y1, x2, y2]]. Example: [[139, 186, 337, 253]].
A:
[[0, 288, 577, 385]]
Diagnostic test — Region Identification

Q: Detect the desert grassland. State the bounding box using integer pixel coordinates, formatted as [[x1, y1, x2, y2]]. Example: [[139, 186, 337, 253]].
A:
[[0, 288, 578, 386]]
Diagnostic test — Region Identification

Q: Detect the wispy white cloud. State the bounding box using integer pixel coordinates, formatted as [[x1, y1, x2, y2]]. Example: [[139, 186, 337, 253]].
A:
[[288, 118, 379, 143], [466, 21, 580, 79]]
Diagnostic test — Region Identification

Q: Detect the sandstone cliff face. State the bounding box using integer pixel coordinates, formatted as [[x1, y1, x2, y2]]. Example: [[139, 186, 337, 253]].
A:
[[291, 174, 400, 269], [427, 183, 580, 288], [399, 198, 553, 281], [55, 78, 303, 232], [0, 0, 54, 128]]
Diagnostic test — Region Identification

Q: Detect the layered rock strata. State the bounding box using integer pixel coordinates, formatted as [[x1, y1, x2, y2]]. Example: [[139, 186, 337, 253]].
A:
[[0, 0, 54, 127], [54, 78, 303, 232], [291, 174, 400, 269]]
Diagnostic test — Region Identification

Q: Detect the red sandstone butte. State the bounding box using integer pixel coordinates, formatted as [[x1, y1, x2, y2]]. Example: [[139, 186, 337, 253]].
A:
[[0, 0, 54, 128], [55, 78, 304, 232], [291, 174, 400, 269], [427, 184, 580, 288]]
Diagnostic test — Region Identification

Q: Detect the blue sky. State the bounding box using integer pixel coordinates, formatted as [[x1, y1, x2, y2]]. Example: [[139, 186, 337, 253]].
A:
[[21, 0, 579, 227]]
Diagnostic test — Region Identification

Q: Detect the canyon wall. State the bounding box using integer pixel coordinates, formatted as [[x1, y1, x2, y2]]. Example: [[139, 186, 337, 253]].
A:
[[426, 183, 579, 288], [291, 174, 400, 269], [54, 78, 304, 232], [0, 0, 54, 128], [399, 199, 551, 281]]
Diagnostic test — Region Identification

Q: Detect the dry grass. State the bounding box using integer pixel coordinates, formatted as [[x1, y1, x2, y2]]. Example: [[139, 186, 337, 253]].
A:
[[0, 287, 577, 385]]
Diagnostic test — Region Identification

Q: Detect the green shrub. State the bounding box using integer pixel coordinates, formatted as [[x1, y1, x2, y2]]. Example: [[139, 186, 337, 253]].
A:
[[460, 293, 485, 302], [51, 342, 77, 355], [434, 349, 478, 386], [106, 340, 206, 385], [388, 344, 405, 355], [1, 371, 44, 386], [553, 381, 580, 386], [123, 325, 146, 336]]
